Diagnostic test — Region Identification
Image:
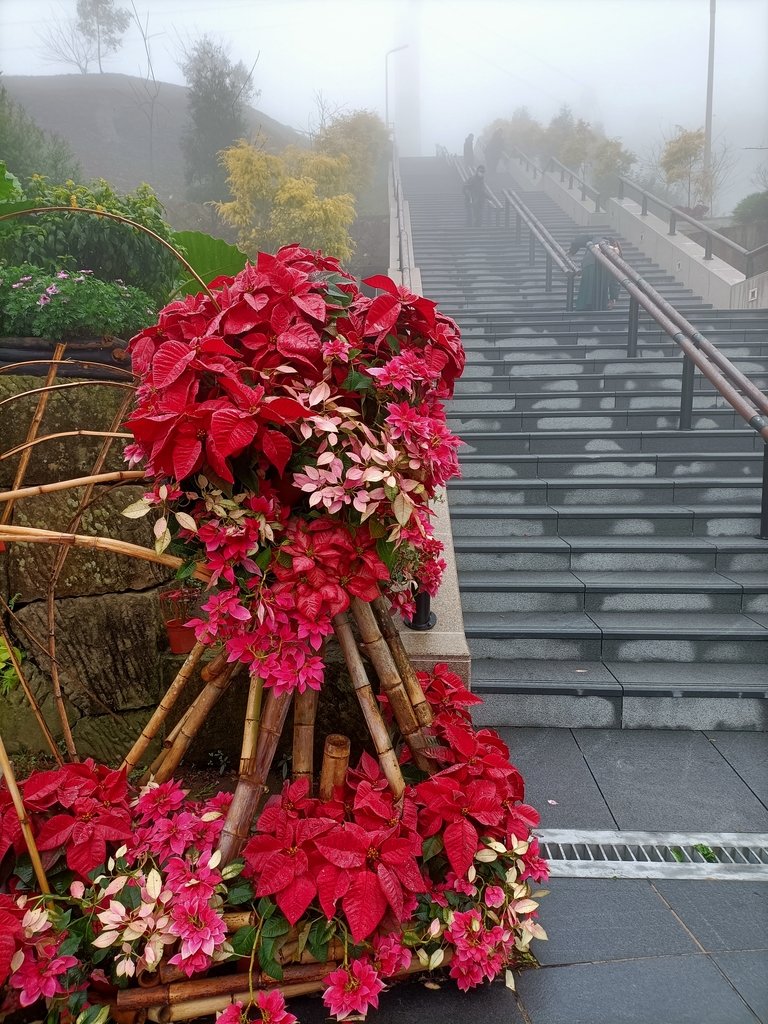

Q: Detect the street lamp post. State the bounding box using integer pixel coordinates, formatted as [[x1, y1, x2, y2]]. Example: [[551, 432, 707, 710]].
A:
[[384, 44, 408, 129]]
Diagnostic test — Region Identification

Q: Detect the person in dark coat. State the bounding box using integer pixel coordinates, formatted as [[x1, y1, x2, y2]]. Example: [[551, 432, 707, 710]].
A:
[[463, 133, 475, 167], [484, 128, 504, 173], [569, 235, 622, 310], [463, 164, 487, 227]]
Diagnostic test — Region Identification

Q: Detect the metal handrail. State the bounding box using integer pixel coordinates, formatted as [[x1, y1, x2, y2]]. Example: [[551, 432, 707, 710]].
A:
[[508, 145, 541, 180], [617, 177, 768, 278], [587, 240, 768, 535], [545, 157, 603, 212], [502, 187, 577, 309], [390, 144, 413, 289]]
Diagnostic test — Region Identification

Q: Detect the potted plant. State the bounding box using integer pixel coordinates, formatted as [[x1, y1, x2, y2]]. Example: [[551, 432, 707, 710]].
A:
[[158, 580, 203, 654]]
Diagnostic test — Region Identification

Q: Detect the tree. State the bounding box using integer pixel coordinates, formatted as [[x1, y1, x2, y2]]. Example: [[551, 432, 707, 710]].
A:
[[732, 191, 768, 225], [179, 35, 258, 202], [40, 18, 97, 74], [315, 110, 388, 197], [75, 0, 130, 73], [0, 84, 81, 184], [590, 136, 636, 199], [217, 139, 356, 260], [660, 127, 706, 208]]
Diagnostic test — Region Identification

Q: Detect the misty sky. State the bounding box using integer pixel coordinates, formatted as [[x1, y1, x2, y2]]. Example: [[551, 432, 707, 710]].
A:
[[1, 0, 766, 211]]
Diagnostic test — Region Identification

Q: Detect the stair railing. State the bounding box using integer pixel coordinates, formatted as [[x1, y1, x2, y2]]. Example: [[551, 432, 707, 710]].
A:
[[588, 240, 768, 538], [390, 143, 414, 291], [502, 187, 578, 310], [617, 177, 768, 279], [545, 157, 603, 212]]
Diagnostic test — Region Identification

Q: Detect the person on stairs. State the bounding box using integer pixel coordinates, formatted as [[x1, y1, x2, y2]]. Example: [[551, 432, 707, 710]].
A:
[[569, 234, 622, 310], [463, 164, 487, 227], [463, 132, 475, 168]]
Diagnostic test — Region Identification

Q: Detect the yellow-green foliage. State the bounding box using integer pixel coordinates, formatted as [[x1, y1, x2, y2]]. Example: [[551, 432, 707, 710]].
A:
[[217, 138, 357, 260], [315, 110, 389, 196]]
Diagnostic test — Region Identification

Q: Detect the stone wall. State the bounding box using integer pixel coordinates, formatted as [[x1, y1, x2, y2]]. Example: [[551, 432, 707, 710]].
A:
[[1, 372, 172, 762]]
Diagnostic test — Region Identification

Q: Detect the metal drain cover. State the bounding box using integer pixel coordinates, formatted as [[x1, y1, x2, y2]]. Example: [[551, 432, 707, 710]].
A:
[[537, 829, 768, 880]]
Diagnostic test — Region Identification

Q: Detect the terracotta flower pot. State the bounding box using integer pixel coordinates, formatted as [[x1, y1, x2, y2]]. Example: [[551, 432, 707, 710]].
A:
[[158, 582, 203, 655], [163, 618, 197, 655]]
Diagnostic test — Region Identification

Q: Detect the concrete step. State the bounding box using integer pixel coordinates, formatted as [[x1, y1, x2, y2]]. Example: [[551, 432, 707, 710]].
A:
[[459, 428, 760, 455], [457, 451, 764, 480], [448, 408, 743, 433], [464, 611, 768, 663], [447, 477, 762, 507], [452, 535, 768, 573], [457, 569, 768, 614], [448, 502, 761, 537]]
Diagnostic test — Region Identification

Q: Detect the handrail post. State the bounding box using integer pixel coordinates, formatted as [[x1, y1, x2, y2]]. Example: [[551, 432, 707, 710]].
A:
[[406, 590, 436, 631], [581, 182, 587, 202], [529, 230, 536, 266], [642, 194, 648, 216], [618, 179, 624, 201], [760, 443, 768, 540], [679, 350, 695, 430], [515, 212, 522, 243], [505, 197, 510, 229], [746, 254, 753, 278], [704, 236, 713, 261], [566, 273, 575, 311], [545, 254, 553, 293], [627, 297, 639, 358], [669, 211, 677, 236]]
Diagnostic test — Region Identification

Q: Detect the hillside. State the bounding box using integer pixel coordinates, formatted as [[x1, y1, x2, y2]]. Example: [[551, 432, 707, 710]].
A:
[[2, 73, 302, 210]]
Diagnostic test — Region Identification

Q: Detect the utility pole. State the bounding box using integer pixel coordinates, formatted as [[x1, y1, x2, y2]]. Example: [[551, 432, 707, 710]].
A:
[[703, 0, 716, 210]]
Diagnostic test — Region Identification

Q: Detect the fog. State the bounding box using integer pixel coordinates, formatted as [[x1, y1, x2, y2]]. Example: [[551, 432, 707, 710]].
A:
[[1, 0, 766, 212]]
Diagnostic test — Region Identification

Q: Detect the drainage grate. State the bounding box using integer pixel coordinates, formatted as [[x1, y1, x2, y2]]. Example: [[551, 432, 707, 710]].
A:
[[537, 829, 768, 880]]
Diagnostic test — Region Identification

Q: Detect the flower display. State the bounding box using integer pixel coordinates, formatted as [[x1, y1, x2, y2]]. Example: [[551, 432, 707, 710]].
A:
[[122, 246, 464, 693]]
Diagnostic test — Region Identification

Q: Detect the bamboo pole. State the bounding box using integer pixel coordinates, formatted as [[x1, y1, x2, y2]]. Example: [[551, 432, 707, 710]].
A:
[[218, 690, 293, 865], [1, 343, 66, 527], [371, 595, 433, 728], [0, 358, 136, 378], [0, 378, 135, 414], [200, 650, 228, 682], [0, 730, 50, 894], [0, 619, 62, 764], [142, 706, 193, 783], [239, 674, 264, 776], [153, 664, 237, 783], [0, 471, 147, 504], [318, 733, 350, 800], [0, 526, 211, 581], [350, 597, 432, 772], [291, 687, 319, 783], [0, 430, 133, 463], [332, 611, 404, 801], [121, 642, 206, 773]]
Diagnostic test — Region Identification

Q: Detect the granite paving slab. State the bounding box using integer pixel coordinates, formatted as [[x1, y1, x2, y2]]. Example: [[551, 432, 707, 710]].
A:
[[705, 732, 768, 806], [572, 730, 768, 831], [652, 881, 768, 951], [712, 951, 768, 1023], [515, 954, 761, 1024], [497, 728, 616, 828], [532, 879, 698, 966], [288, 974, 527, 1024]]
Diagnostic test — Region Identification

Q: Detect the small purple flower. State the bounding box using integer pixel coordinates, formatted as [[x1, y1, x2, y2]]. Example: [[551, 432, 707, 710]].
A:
[[78, 269, 93, 275], [74, 276, 85, 283], [19, 275, 32, 283], [56, 270, 70, 279], [45, 284, 60, 296], [11, 282, 24, 289], [37, 294, 51, 307]]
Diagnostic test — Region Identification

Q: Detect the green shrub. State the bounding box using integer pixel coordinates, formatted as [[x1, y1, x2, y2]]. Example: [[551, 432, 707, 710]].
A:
[[0, 263, 157, 341], [0, 177, 181, 302], [732, 191, 768, 225]]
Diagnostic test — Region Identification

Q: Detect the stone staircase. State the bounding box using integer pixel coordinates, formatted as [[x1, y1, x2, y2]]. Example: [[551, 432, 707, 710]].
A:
[[401, 156, 768, 729]]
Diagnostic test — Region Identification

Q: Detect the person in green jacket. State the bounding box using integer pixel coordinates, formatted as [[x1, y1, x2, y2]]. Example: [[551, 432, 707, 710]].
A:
[[569, 235, 622, 310]]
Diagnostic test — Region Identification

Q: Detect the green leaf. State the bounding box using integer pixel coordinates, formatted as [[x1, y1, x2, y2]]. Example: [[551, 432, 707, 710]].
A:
[[75, 1004, 110, 1024], [175, 560, 197, 581], [225, 881, 254, 906], [694, 843, 718, 864], [171, 231, 248, 297], [0, 162, 22, 202], [57, 934, 81, 957], [670, 846, 685, 863], [376, 538, 397, 570], [230, 925, 257, 957], [422, 834, 444, 863], [341, 368, 372, 393], [258, 955, 283, 982], [257, 897, 276, 919], [261, 914, 291, 938], [307, 919, 334, 963]]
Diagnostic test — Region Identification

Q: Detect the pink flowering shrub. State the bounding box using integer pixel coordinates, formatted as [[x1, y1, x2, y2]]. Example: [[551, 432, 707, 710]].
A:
[[122, 246, 464, 694], [0, 669, 547, 1022]]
